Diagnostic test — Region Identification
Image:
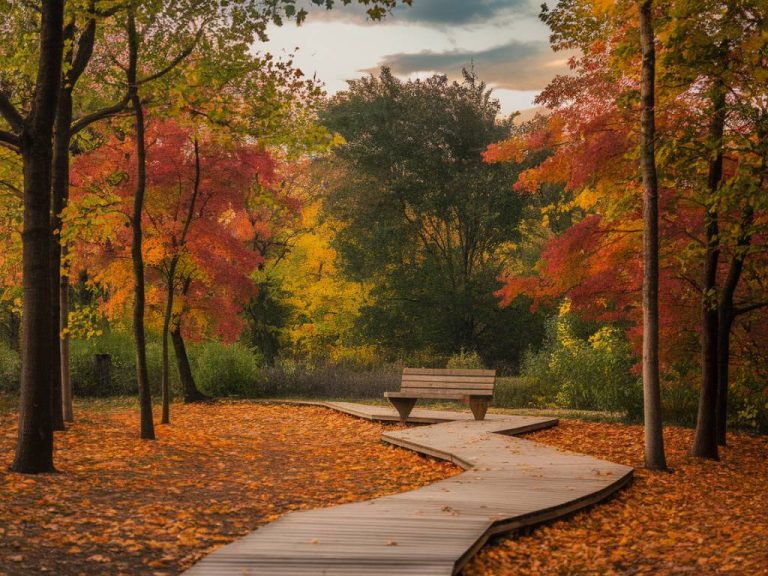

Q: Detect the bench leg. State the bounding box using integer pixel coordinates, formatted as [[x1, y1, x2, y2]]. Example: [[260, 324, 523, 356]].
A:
[[389, 398, 417, 423], [468, 397, 489, 421]]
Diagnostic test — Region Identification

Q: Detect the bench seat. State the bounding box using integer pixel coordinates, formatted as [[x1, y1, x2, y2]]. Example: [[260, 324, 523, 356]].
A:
[[384, 391, 491, 400], [385, 368, 496, 422]]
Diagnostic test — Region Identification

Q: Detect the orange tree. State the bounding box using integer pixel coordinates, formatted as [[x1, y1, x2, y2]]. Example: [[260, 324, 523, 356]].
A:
[[485, 0, 768, 444], [67, 118, 275, 406]]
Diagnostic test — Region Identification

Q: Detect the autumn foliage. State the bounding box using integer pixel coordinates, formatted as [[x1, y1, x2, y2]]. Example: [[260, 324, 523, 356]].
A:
[[486, 0, 768, 437], [68, 119, 281, 343]]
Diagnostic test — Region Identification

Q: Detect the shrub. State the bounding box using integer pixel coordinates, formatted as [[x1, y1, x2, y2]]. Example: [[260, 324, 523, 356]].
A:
[[492, 376, 548, 408], [0, 342, 20, 393], [729, 363, 768, 434], [190, 341, 262, 398], [446, 348, 486, 370], [70, 331, 169, 397], [521, 303, 643, 420], [329, 344, 382, 369]]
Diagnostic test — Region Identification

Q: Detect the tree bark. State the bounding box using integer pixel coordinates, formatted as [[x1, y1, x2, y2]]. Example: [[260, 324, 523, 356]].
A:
[[60, 277, 72, 421], [171, 318, 208, 403], [692, 84, 726, 460], [49, 44, 74, 431], [10, 0, 65, 474], [638, 0, 667, 471], [715, 205, 754, 445], [160, 263, 177, 424], [128, 5, 155, 440], [161, 136, 203, 421], [53, 15, 97, 425]]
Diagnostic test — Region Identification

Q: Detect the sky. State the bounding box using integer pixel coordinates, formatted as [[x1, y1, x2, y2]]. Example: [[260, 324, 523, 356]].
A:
[[262, 0, 568, 116]]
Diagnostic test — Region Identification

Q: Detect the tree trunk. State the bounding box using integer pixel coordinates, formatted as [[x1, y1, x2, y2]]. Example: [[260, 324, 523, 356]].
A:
[[160, 263, 177, 424], [42, 14, 99, 426], [60, 276, 72, 421], [171, 319, 208, 403], [715, 205, 754, 445], [128, 6, 155, 440], [11, 0, 65, 474], [638, 0, 667, 471], [715, 307, 733, 446], [95, 353, 112, 391], [49, 68, 73, 432], [692, 85, 726, 460]]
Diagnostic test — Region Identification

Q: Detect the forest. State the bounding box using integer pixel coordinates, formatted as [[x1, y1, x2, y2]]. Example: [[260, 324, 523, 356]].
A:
[[1, 0, 767, 468]]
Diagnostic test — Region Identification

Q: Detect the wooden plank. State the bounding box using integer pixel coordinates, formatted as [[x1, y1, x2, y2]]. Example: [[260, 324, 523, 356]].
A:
[[183, 402, 633, 576], [400, 375, 496, 384], [400, 380, 495, 390], [386, 390, 492, 398], [402, 368, 496, 377]]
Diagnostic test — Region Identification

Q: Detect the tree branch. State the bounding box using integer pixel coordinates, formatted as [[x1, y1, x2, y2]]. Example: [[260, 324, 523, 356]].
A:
[[69, 18, 97, 87], [734, 301, 768, 316], [0, 130, 21, 152], [137, 28, 203, 86], [70, 94, 130, 134], [0, 92, 24, 133]]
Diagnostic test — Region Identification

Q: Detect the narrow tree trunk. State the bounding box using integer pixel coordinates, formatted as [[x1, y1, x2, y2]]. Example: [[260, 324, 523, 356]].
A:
[[49, 15, 98, 427], [160, 136, 203, 421], [128, 6, 155, 440], [160, 264, 177, 424], [60, 275, 73, 421], [171, 319, 208, 403], [715, 307, 733, 445], [715, 205, 754, 445], [50, 68, 73, 432], [11, 0, 65, 474], [692, 85, 726, 460], [638, 0, 667, 471]]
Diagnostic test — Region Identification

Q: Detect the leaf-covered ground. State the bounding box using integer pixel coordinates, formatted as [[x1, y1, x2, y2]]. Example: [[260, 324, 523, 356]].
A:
[[0, 401, 459, 575], [464, 420, 768, 576], [3, 404, 767, 575]]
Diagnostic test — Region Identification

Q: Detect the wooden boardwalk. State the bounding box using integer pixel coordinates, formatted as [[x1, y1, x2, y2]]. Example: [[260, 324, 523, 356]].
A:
[[184, 402, 633, 576]]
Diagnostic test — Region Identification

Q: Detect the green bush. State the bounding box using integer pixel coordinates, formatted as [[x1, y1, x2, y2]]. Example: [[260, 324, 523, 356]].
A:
[[521, 305, 643, 420], [492, 376, 549, 408], [70, 331, 169, 396], [446, 348, 486, 370], [190, 341, 262, 398], [0, 342, 20, 393], [729, 364, 768, 434]]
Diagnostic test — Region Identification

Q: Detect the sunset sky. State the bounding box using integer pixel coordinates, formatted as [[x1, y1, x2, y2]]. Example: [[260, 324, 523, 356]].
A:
[[263, 0, 567, 115]]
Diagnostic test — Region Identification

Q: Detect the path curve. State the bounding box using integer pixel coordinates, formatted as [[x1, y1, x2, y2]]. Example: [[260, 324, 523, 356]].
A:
[[184, 402, 633, 576]]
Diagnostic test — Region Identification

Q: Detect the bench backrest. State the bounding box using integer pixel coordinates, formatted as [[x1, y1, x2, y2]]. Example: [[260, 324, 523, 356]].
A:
[[400, 368, 496, 397]]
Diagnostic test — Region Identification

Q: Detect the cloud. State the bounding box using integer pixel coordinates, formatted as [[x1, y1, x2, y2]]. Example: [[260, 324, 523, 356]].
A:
[[376, 40, 571, 91], [391, 0, 533, 25], [297, 0, 534, 27]]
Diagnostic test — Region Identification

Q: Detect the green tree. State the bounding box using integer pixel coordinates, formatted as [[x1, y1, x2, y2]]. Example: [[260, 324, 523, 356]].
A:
[[321, 68, 542, 367]]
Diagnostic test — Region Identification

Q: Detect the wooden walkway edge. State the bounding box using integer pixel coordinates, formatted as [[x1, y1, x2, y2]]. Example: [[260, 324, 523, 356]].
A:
[[183, 401, 633, 575]]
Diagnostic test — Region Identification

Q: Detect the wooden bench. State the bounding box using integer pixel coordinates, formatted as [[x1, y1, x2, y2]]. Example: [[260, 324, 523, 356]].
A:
[[384, 368, 496, 423]]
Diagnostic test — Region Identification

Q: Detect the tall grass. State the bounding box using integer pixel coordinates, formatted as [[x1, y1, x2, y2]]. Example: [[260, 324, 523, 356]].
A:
[[259, 361, 400, 399]]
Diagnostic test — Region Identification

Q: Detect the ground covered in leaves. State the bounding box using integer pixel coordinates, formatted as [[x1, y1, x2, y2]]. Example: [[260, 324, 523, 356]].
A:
[[464, 419, 768, 576], [0, 401, 459, 575]]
